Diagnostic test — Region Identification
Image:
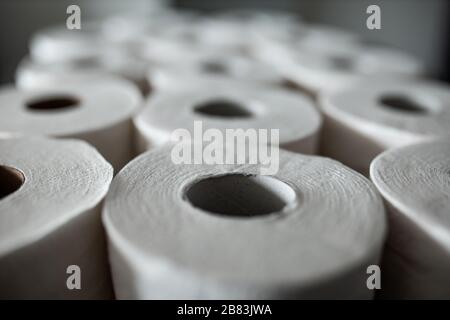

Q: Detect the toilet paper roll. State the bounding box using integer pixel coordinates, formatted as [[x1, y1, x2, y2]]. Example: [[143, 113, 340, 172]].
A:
[[30, 24, 107, 64], [0, 137, 113, 299], [295, 24, 359, 52], [103, 144, 386, 299], [101, 9, 200, 48], [147, 54, 286, 92], [0, 80, 141, 171], [140, 37, 224, 66], [194, 18, 254, 53], [15, 57, 124, 90], [134, 76, 321, 154], [252, 23, 357, 58], [319, 78, 450, 175], [370, 139, 450, 299], [16, 54, 151, 96], [257, 41, 422, 96]]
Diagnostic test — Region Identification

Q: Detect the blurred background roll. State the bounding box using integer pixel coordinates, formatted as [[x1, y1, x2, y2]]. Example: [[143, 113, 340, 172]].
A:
[[103, 145, 386, 299], [15, 57, 123, 90], [134, 76, 321, 153], [30, 24, 108, 64], [18, 52, 151, 96], [1, 1, 448, 87], [319, 78, 450, 175], [256, 39, 423, 97], [0, 79, 141, 171], [0, 137, 113, 299], [146, 52, 286, 92], [370, 139, 450, 299]]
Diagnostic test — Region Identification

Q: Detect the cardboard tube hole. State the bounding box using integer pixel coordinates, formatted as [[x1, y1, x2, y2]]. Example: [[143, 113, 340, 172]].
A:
[[194, 99, 253, 118], [201, 61, 228, 74], [380, 95, 429, 114], [26, 95, 79, 111], [0, 165, 25, 199], [185, 174, 296, 218]]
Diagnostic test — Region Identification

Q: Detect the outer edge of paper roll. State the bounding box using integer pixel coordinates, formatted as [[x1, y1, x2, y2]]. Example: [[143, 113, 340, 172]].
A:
[[370, 139, 450, 248], [370, 139, 450, 298], [0, 202, 113, 299], [104, 216, 383, 299]]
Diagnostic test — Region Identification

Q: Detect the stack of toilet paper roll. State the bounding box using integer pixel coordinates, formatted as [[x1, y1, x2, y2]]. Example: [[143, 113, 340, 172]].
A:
[[0, 137, 113, 299], [103, 144, 386, 299], [134, 75, 321, 154], [370, 139, 450, 299], [319, 78, 450, 175], [0, 79, 141, 171], [8, 6, 450, 300]]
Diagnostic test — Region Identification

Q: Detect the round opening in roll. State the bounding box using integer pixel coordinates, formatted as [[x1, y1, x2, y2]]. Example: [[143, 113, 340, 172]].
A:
[[329, 55, 354, 71], [379, 95, 429, 114], [0, 165, 25, 199], [194, 99, 253, 118], [201, 61, 228, 74], [185, 174, 296, 218], [26, 95, 79, 111]]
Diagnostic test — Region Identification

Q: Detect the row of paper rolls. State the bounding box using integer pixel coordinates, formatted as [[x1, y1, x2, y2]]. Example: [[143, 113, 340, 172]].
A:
[[1, 8, 450, 299]]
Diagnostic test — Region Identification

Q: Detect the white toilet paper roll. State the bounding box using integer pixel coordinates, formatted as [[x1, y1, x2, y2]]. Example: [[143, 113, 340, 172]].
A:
[[16, 54, 151, 95], [257, 41, 422, 96], [319, 78, 450, 175], [0, 80, 141, 171], [103, 145, 386, 299], [30, 24, 107, 64], [147, 54, 286, 92], [0, 137, 113, 299], [252, 23, 357, 58], [134, 76, 321, 154], [101, 9, 200, 48], [370, 139, 450, 299], [15, 57, 123, 89]]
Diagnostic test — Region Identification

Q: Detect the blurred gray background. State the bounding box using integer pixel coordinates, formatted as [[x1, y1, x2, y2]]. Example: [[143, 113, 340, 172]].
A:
[[0, 0, 448, 84]]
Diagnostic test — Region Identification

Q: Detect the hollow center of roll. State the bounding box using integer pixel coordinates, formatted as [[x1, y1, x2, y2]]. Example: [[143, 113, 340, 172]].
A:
[[185, 174, 296, 217], [26, 95, 79, 111], [329, 55, 354, 71], [380, 95, 429, 114], [201, 60, 228, 74], [194, 99, 253, 118], [0, 165, 25, 199]]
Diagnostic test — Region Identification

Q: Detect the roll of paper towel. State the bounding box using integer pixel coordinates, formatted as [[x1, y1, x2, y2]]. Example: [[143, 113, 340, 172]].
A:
[[134, 76, 321, 154], [0, 80, 141, 171], [103, 144, 386, 299], [0, 137, 113, 299], [370, 139, 450, 299], [319, 78, 450, 175]]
